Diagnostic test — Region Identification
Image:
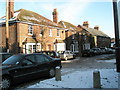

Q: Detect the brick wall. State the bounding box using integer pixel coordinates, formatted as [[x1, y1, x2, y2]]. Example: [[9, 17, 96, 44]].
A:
[[0, 24, 6, 52], [97, 36, 111, 47]]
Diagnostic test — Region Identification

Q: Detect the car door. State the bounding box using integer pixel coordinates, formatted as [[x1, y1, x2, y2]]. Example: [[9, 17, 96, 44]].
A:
[[35, 54, 51, 76], [70, 51, 74, 59], [13, 55, 37, 81]]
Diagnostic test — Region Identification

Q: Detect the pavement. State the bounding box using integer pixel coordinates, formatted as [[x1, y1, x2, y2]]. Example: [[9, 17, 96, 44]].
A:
[[25, 58, 119, 89]]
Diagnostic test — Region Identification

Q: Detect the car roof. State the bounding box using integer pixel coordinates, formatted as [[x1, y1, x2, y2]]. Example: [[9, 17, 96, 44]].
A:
[[0, 52, 13, 55], [14, 53, 44, 55], [40, 51, 56, 52]]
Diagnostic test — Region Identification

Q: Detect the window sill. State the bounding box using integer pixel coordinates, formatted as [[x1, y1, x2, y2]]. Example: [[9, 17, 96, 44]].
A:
[[28, 33, 33, 35]]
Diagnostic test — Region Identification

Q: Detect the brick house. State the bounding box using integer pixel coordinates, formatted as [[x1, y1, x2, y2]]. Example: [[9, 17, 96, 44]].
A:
[[78, 21, 111, 49], [0, 7, 66, 54], [59, 21, 81, 53]]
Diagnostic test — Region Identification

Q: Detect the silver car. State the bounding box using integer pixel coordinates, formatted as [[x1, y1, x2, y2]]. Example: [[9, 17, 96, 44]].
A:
[[58, 50, 74, 60]]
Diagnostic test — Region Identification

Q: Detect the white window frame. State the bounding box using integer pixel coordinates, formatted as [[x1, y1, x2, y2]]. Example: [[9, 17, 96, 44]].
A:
[[40, 27, 43, 36], [72, 34, 75, 39], [57, 29, 60, 37], [25, 43, 41, 54], [28, 25, 33, 35], [49, 29, 52, 36]]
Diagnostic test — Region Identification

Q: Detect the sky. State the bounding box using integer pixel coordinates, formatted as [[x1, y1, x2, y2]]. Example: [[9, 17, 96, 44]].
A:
[[0, 0, 120, 38]]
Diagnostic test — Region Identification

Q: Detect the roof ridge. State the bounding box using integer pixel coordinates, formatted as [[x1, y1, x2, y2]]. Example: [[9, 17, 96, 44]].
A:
[[14, 8, 63, 28], [81, 25, 109, 37]]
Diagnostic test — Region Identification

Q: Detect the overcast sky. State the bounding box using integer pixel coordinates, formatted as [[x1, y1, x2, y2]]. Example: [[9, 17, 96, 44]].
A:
[[0, 0, 120, 38]]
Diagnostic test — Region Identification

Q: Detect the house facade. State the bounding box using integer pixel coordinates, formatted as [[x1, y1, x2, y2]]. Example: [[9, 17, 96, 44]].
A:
[[59, 21, 85, 54], [0, 8, 66, 54], [0, 1, 111, 54]]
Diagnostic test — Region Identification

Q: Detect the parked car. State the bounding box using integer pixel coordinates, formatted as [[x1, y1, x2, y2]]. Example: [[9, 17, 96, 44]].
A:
[[91, 48, 102, 55], [82, 49, 95, 57], [1, 53, 61, 89], [58, 50, 74, 60], [37, 51, 60, 58], [105, 48, 115, 54], [0, 52, 13, 62], [100, 47, 115, 54], [100, 47, 107, 54]]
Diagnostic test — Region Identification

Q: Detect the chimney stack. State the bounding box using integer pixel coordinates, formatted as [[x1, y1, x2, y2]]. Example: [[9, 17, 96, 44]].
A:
[[94, 26, 99, 30], [52, 8, 58, 23], [9, 0, 14, 19], [83, 21, 89, 28]]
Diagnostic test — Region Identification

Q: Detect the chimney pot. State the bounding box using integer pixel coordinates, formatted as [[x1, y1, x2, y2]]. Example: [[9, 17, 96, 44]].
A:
[[83, 21, 89, 28], [94, 26, 99, 30]]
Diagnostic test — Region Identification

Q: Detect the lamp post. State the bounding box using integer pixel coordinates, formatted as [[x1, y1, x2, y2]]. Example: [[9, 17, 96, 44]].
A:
[[113, 0, 120, 72]]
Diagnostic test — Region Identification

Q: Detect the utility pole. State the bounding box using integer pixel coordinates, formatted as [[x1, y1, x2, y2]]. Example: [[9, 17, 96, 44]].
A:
[[6, 0, 9, 52], [113, 0, 120, 72]]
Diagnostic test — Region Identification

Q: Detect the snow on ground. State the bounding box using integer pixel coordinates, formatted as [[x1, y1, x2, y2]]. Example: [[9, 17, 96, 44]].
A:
[[27, 68, 118, 88], [97, 59, 116, 63]]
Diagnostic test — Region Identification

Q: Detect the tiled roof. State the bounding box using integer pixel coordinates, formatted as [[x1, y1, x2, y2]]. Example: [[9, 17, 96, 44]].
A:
[[0, 9, 63, 28], [23, 37, 37, 43], [59, 21, 81, 31], [81, 26, 110, 37]]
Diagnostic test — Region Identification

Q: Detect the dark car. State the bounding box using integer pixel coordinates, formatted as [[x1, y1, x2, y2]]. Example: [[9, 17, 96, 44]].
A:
[[82, 49, 95, 57], [0, 53, 13, 62], [1, 53, 61, 89], [38, 51, 60, 58]]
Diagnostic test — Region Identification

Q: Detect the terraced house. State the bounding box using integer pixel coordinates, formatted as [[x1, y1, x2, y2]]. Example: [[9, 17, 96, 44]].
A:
[[59, 21, 81, 53], [59, 21, 111, 55], [0, 1, 66, 54], [78, 21, 111, 49]]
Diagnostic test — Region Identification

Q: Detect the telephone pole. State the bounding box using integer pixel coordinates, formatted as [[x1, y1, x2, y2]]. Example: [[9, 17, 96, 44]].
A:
[[6, 0, 9, 52], [113, 0, 120, 72]]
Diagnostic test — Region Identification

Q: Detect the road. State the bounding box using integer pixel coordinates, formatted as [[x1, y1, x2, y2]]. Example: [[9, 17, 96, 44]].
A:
[[62, 54, 116, 70], [14, 54, 116, 89]]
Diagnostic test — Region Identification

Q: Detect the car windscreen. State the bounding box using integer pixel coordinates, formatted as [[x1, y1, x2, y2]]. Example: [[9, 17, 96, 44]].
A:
[[2, 55, 24, 65]]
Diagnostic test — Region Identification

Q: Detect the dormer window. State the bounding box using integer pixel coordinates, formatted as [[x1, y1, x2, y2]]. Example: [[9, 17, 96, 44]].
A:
[[28, 25, 33, 35]]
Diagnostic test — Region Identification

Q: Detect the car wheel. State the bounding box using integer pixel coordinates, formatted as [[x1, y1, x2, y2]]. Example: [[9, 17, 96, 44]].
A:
[[2, 76, 11, 89], [49, 68, 55, 77]]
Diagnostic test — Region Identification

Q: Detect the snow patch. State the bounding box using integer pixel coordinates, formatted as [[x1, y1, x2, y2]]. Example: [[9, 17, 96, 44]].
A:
[[97, 59, 116, 63], [27, 69, 118, 88], [14, 11, 20, 17], [22, 16, 41, 22]]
